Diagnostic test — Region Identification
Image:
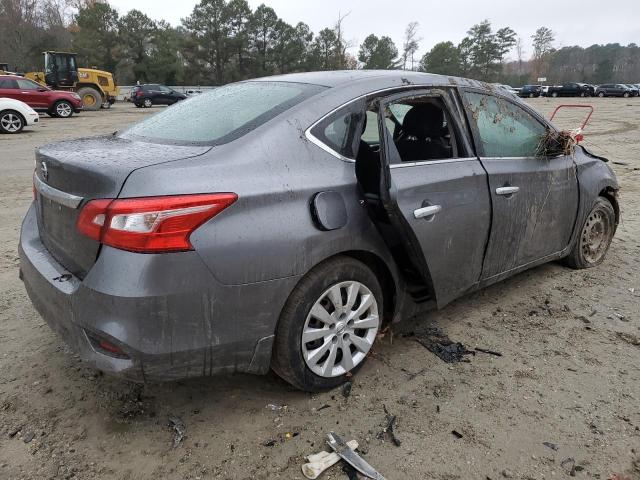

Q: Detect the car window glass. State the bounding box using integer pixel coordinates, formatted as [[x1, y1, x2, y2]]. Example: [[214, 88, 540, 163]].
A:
[[0, 78, 17, 89], [388, 104, 412, 125], [123, 81, 326, 145], [311, 106, 362, 158], [16, 79, 41, 90], [465, 92, 546, 157], [158, 86, 171, 92]]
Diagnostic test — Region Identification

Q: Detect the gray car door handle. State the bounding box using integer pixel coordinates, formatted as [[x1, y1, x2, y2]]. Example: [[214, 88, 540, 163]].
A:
[[413, 205, 442, 219], [496, 186, 520, 196]]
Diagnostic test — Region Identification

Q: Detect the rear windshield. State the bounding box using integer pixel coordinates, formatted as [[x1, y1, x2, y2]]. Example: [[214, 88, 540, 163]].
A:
[[122, 81, 326, 145]]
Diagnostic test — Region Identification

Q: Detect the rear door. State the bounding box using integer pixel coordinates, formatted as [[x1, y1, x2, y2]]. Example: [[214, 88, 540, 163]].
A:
[[460, 89, 579, 279], [366, 88, 491, 307]]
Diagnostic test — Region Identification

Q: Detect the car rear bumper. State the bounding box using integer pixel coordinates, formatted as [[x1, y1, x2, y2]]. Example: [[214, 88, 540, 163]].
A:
[[19, 203, 293, 382]]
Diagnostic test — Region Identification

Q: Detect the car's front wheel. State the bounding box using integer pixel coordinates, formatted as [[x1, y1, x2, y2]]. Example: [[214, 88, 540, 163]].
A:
[[53, 100, 73, 118], [272, 257, 382, 391], [0, 110, 25, 134], [564, 196, 616, 269]]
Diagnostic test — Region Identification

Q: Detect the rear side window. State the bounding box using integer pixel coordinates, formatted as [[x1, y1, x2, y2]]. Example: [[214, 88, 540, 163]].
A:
[[0, 78, 17, 88], [311, 110, 360, 158], [123, 81, 325, 145], [464, 91, 547, 158], [310, 100, 366, 159]]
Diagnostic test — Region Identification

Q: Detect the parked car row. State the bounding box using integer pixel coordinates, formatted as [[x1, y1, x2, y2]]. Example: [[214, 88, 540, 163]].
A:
[[519, 82, 640, 98], [0, 77, 188, 134], [0, 74, 84, 133]]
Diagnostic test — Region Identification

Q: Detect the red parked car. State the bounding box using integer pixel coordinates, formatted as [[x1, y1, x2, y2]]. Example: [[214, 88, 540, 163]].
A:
[[0, 75, 83, 118]]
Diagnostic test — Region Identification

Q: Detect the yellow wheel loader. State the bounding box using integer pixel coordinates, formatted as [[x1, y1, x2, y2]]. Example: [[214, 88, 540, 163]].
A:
[[24, 52, 119, 111]]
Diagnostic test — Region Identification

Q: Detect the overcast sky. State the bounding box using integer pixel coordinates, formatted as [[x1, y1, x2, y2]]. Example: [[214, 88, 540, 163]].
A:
[[110, 0, 639, 61]]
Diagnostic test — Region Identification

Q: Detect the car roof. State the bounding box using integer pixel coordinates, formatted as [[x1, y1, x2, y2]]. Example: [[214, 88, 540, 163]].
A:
[[251, 70, 484, 90]]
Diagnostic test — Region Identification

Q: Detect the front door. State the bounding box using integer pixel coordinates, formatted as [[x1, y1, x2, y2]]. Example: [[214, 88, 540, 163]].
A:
[[460, 89, 579, 279], [15, 78, 50, 110], [363, 88, 492, 307]]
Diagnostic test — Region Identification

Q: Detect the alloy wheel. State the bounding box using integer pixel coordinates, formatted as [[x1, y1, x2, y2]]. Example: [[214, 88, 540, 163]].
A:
[[301, 281, 379, 378], [56, 102, 72, 117], [0, 113, 23, 133], [144, 99, 152, 107]]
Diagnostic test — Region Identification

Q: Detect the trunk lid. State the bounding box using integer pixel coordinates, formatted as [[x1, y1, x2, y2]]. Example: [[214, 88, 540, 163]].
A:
[[34, 135, 211, 277]]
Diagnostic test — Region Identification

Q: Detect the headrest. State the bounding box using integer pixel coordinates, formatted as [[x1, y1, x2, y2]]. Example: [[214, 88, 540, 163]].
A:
[[402, 104, 444, 139]]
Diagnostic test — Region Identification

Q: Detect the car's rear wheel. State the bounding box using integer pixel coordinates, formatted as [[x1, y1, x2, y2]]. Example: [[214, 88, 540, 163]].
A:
[[143, 98, 153, 108], [564, 197, 615, 269], [623, 92, 630, 98], [53, 100, 73, 118], [77, 87, 101, 111], [0, 110, 25, 134], [271, 257, 382, 391], [598, 92, 605, 97]]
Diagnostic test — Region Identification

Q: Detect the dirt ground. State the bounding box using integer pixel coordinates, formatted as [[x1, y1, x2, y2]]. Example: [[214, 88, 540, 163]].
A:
[[0, 98, 639, 480]]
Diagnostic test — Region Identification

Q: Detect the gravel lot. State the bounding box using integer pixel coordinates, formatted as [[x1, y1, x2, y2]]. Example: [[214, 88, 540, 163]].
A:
[[1, 99, 639, 480]]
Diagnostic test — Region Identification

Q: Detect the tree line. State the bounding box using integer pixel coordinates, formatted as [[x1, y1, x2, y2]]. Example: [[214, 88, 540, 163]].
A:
[[1, 0, 638, 86]]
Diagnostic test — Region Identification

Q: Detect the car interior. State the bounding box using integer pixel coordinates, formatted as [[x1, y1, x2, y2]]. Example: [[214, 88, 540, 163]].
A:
[[355, 96, 456, 204]]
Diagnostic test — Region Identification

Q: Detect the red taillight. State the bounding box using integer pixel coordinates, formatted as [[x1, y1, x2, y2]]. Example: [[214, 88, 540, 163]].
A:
[[76, 193, 237, 253], [135, 90, 143, 97], [98, 340, 127, 356]]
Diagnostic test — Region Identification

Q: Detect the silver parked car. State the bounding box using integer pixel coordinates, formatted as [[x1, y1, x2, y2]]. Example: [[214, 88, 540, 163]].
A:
[[20, 71, 619, 391]]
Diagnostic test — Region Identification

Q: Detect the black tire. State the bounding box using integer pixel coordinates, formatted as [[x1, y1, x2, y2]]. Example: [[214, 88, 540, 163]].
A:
[[0, 109, 25, 134], [271, 256, 383, 392], [77, 87, 101, 111], [580, 92, 586, 97], [529, 93, 534, 98], [564, 196, 615, 269], [52, 100, 73, 118], [551, 92, 558, 98], [623, 92, 630, 98], [598, 92, 605, 98], [143, 98, 153, 108]]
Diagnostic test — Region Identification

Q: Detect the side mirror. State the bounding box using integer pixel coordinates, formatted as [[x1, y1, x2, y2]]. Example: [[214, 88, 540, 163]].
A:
[[537, 130, 575, 157]]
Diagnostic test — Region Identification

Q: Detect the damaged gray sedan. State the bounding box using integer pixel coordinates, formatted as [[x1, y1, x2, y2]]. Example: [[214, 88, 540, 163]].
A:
[[20, 71, 619, 391]]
